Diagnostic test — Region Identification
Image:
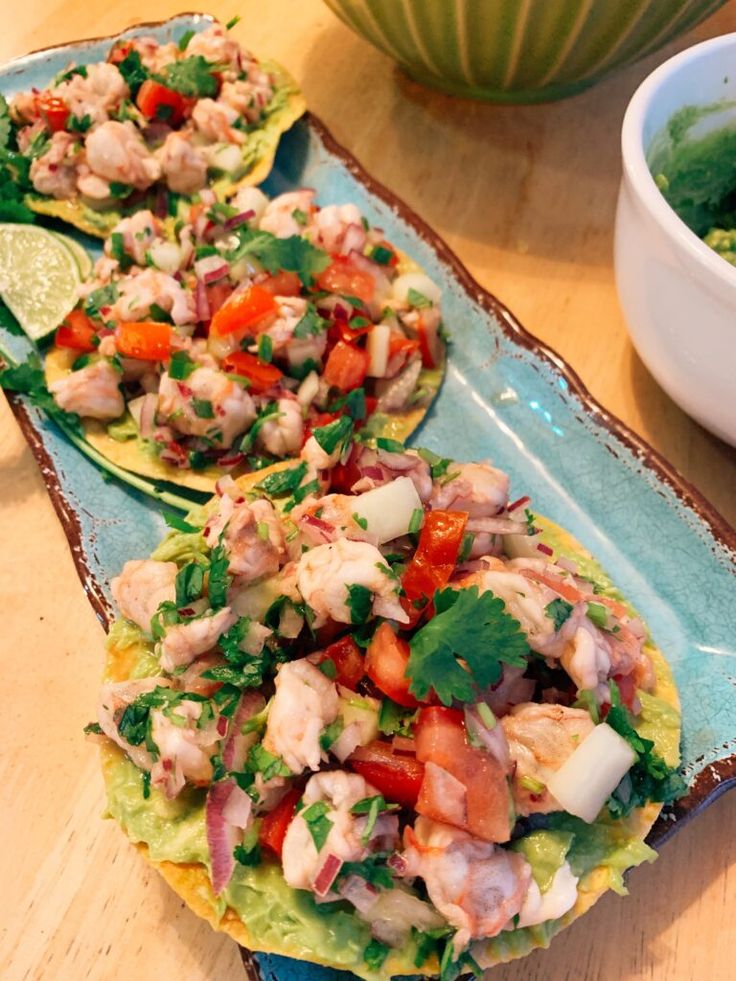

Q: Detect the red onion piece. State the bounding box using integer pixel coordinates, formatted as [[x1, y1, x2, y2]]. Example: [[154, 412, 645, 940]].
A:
[[386, 853, 408, 875], [224, 209, 255, 231], [341, 223, 367, 256], [205, 779, 240, 895], [463, 706, 511, 770], [338, 875, 378, 914], [203, 263, 230, 284], [312, 853, 343, 897], [301, 513, 335, 543], [153, 183, 169, 218], [217, 452, 246, 469], [537, 542, 554, 556], [507, 494, 530, 512]]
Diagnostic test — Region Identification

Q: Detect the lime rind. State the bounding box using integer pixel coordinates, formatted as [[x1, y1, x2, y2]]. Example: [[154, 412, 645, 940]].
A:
[[0, 223, 83, 341]]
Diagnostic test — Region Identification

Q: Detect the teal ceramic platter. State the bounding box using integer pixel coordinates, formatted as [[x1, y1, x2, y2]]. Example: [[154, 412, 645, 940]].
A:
[[1, 14, 735, 981]]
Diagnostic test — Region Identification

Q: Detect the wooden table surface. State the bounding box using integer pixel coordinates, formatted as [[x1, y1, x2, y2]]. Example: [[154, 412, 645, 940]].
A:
[[1, 2, 734, 979]]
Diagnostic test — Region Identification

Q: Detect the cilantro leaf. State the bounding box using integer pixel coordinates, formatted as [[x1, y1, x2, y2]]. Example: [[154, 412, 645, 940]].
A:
[[337, 854, 395, 890], [605, 694, 686, 817], [293, 304, 327, 339], [407, 287, 433, 309], [350, 795, 399, 843], [207, 544, 231, 609], [319, 717, 344, 751], [313, 415, 353, 455], [0, 300, 24, 336], [168, 350, 197, 380], [159, 55, 219, 97], [256, 460, 308, 497], [545, 598, 573, 631], [378, 698, 416, 737], [375, 437, 405, 453], [407, 586, 529, 705], [175, 562, 204, 606], [246, 742, 291, 780], [363, 939, 390, 972], [116, 49, 149, 95], [328, 387, 366, 421], [346, 584, 372, 625], [301, 800, 333, 851], [416, 446, 452, 480], [192, 397, 214, 419], [0, 95, 11, 151], [84, 283, 118, 320], [0, 354, 83, 437], [226, 228, 330, 286]]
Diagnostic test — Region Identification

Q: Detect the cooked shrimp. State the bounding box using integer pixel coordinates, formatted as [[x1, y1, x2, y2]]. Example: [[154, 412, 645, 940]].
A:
[[204, 495, 286, 580], [112, 268, 195, 325], [261, 296, 328, 369], [158, 367, 256, 448], [155, 131, 209, 195], [292, 494, 377, 547], [259, 190, 316, 239], [349, 446, 433, 501], [501, 703, 595, 815], [516, 861, 579, 928], [308, 203, 366, 256], [97, 676, 170, 770], [301, 434, 342, 476], [262, 659, 340, 774], [281, 770, 397, 892], [110, 558, 178, 633], [430, 461, 509, 518], [192, 98, 244, 145], [150, 697, 222, 798], [256, 397, 304, 457], [107, 210, 157, 267], [159, 606, 238, 672], [85, 120, 161, 190], [50, 359, 124, 420], [76, 168, 113, 200], [229, 186, 269, 224], [55, 62, 128, 126], [29, 132, 80, 198], [125, 36, 180, 73], [187, 23, 244, 73], [296, 538, 407, 627], [220, 77, 274, 123], [401, 818, 532, 953]]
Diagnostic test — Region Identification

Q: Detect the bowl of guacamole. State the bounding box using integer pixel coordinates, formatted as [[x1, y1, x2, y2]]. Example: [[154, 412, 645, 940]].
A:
[[615, 31, 736, 447]]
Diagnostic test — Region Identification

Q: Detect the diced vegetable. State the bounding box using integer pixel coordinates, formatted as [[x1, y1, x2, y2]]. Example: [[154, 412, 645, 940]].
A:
[[351, 477, 423, 545], [221, 351, 283, 393], [349, 741, 425, 808], [116, 321, 173, 360], [366, 323, 391, 377], [401, 509, 468, 623], [391, 273, 441, 308], [259, 787, 301, 858], [209, 285, 277, 337], [37, 92, 70, 132], [323, 340, 369, 392], [136, 79, 190, 125], [56, 309, 97, 352], [547, 723, 636, 823], [365, 622, 419, 708], [316, 257, 375, 304]]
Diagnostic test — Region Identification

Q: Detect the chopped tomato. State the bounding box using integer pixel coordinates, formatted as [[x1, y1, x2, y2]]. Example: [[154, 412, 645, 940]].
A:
[[55, 309, 97, 352], [608, 673, 637, 713], [37, 93, 69, 133], [416, 314, 443, 369], [205, 281, 233, 317], [365, 622, 419, 708], [316, 257, 375, 305], [414, 707, 511, 843], [329, 445, 363, 493], [115, 321, 173, 361], [221, 350, 283, 393], [259, 788, 302, 858], [315, 635, 364, 690], [107, 40, 133, 64], [401, 510, 468, 625], [323, 340, 369, 392], [259, 270, 302, 297], [349, 741, 425, 808], [210, 285, 278, 338], [136, 79, 190, 126], [389, 335, 420, 359]]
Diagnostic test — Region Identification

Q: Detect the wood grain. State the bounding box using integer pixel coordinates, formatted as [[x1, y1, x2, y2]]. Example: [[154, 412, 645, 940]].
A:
[[1, 2, 734, 980]]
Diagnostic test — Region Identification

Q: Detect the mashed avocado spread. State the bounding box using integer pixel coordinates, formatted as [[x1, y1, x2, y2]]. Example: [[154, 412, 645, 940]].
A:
[[100, 515, 680, 978]]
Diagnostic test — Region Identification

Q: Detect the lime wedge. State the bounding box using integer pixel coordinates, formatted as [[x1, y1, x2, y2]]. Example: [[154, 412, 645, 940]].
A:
[[0, 223, 82, 341], [52, 230, 93, 280]]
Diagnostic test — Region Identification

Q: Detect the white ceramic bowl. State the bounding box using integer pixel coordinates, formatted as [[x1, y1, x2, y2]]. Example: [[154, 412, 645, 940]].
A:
[[616, 32, 736, 446]]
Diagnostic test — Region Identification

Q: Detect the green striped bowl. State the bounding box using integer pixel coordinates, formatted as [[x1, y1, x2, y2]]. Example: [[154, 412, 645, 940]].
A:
[[323, 0, 726, 102]]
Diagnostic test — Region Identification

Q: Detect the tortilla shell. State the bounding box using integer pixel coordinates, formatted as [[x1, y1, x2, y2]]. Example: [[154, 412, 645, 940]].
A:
[[24, 60, 305, 240], [99, 512, 680, 978]]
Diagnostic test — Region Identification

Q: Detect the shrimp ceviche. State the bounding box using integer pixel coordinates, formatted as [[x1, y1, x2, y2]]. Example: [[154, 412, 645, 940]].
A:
[[94, 433, 683, 978], [4, 19, 303, 235], [44, 188, 446, 491]]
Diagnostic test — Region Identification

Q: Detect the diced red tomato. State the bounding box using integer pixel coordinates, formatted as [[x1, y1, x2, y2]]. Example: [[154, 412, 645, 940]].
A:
[[107, 40, 133, 64], [210, 285, 278, 338], [414, 707, 511, 843], [115, 321, 173, 361], [259, 788, 302, 858], [416, 314, 443, 369], [37, 93, 69, 133], [401, 510, 468, 625], [389, 335, 420, 359], [323, 340, 369, 392], [365, 622, 419, 708], [316, 257, 375, 305], [136, 79, 191, 126], [349, 741, 425, 808], [258, 270, 302, 297], [205, 281, 233, 317], [221, 350, 283, 393], [329, 445, 363, 493], [314, 635, 364, 690], [55, 309, 97, 352], [608, 673, 637, 713]]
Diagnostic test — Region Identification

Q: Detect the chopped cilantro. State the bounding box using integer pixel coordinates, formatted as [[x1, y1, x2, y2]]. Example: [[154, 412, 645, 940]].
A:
[[233, 833, 261, 867], [71, 353, 92, 372], [67, 113, 92, 132], [350, 794, 398, 843], [84, 283, 118, 320], [293, 304, 327, 339], [246, 742, 291, 781], [54, 64, 87, 84], [378, 698, 416, 737], [160, 55, 219, 97], [458, 531, 474, 563], [545, 598, 574, 631], [283, 478, 320, 513], [109, 181, 132, 199], [328, 387, 366, 421], [408, 508, 424, 534], [301, 800, 333, 851], [412, 926, 453, 969], [175, 562, 204, 606], [319, 717, 344, 751], [375, 437, 405, 453], [110, 232, 133, 271], [0, 354, 83, 437], [195, 244, 219, 260], [525, 508, 537, 534], [116, 49, 149, 95], [256, 461, 308, 497], [148, 302, 173, 324], [407, 287, 433, 309], [346, 584, 372, 625], [313, 415, 353, 455], [225, 14, 241, 29], [163, 511, 200, 533], [407, 586, 529, 705], [192, 397, 214, 419], [353, 512, 368, 531], [141, 771, 151, 799], [416, 446, 452, 480], [83, 722, 103, 736], [370, 244, 394, 265], [291, 207, 308, 226], [317, 658, 337, 680], [207, 543, 231, 609], [363, 939, 390, 972], [337, 853, 394, 890], [239, 401, 279, 452], [177, 29, 195, 51], [0, 301, 24, 337], [168, 350, 196, 380], [257, 333, 273, 363], [226, 227, 330, 286]]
